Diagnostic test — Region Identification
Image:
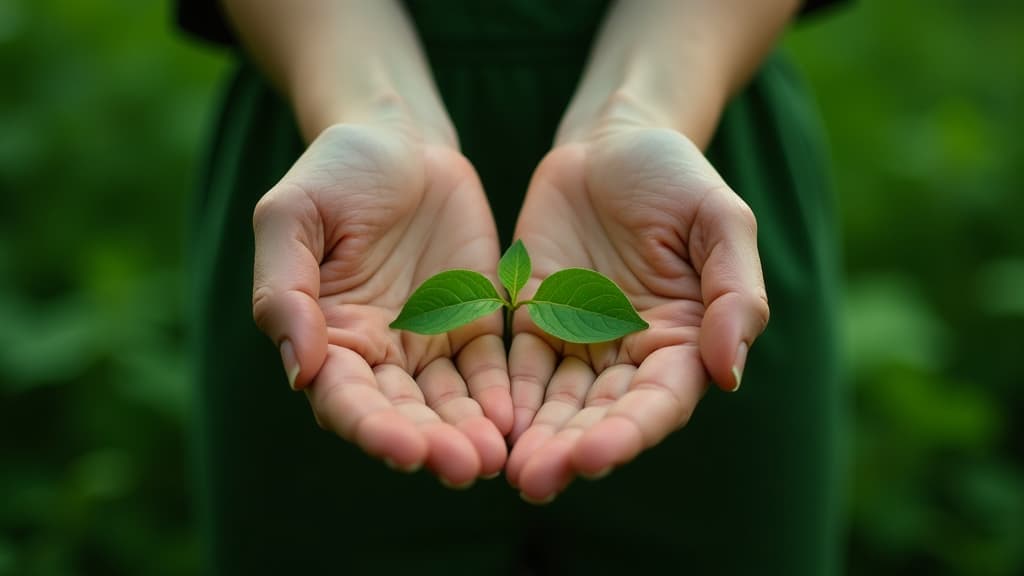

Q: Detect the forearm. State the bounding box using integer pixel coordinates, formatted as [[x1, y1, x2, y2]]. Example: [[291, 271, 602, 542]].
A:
[[557, 0, 800, 149], [222, 0, 455, 146]]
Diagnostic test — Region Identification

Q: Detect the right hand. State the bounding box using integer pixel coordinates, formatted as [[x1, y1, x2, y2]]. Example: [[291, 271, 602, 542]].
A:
[[505, 127, 770, 502], [252, 122, 510, 487]]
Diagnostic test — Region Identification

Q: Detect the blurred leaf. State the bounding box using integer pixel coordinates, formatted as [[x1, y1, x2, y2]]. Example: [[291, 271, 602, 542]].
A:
[[0, 539, 15, 576], [843, 276, 950, 373], [71, 449, 133, 503], [866, 368, 1001, 449], [976, 259, 1024, 317], [0, 294, 102, 390]]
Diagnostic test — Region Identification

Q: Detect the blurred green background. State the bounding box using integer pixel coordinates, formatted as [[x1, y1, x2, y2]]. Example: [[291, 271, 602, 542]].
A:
[[0, 1, 1021, 574]]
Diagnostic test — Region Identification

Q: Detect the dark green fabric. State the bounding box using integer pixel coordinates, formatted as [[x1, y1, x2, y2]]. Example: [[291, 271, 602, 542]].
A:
[[188, 2, 845, 574]]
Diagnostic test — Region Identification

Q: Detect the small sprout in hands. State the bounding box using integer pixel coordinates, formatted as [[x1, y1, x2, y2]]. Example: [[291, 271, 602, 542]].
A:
[[385, 270, 505, 334], [390, 240, 649, 343]]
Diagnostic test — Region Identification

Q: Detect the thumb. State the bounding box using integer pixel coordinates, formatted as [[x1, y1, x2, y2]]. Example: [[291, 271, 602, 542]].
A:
[[692, 190, 770, 392], [252, 190, 327, 391]]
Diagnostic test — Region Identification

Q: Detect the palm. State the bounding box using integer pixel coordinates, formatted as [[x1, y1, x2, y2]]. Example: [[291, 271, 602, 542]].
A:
[[507, 129, 768, 501], [253, 125, 510, 485]]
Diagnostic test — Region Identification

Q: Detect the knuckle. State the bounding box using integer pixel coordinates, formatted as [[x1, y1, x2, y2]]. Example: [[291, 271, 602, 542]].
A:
[[310, 383, 346, 436], [251, 193, 279, 230], [746, 291, 771, 332], [253, 183, 315, 232], [463, 360, 506, 387], [311, 409, 328, 431], [673, 404, 695, 432], [251, 285, 275, 328], [545, 389, 582, 407], [732, 197, 758, 234], [433, 388, 463, 406], [511, 371, 545, 390]]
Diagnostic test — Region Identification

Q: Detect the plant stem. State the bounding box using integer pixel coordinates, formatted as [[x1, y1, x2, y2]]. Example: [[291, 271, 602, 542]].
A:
[[505, 303, 513, 331], [504, 301, 524, 332]]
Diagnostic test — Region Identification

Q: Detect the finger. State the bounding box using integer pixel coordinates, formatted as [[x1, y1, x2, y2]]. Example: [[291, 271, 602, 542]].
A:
[[571, 344, 706, 476], [456, 334, 513, 436], [418, 358, 504, 479], [504, 426, 547, 489], [516, 406, 608, 503], [377, 364, 481, 485], [514, 365, 631, 492], [391, 400, 482, 487], [691, 191, 770, 392], [508, 333, 558, 443], [583, 363, 636, 408], [517, 427, 583, 504], [506, 356, 594, 487], [252, 189, 327, 390], [376, 367, 480, 485], [306, 347, 427, 470], [516, 365, 631, 499]]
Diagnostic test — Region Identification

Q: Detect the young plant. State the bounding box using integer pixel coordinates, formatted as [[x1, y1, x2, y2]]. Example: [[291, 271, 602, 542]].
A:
[[389, 240, 648, 343]]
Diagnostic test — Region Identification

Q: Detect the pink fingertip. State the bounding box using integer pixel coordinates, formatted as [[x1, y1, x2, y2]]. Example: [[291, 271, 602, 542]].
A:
[[572, 417, 643, 475], [478, 387, 514, 436], [457, 416, 508, 478], [356, 412, 428, 470]]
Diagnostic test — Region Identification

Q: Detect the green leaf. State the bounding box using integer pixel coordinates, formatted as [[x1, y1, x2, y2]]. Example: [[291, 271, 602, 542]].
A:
[[390, 270, 504, 335], [525, 268, 648, 344], [498, 239, 531, 304]]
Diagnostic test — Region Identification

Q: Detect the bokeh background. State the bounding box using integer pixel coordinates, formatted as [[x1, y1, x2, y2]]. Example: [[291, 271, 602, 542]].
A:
[[1, 1, 1021, 574]]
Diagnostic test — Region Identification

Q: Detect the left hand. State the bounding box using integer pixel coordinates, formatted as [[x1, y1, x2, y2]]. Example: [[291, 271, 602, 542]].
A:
[[251, 124, 510, 486], [505, 127, 770, 503]]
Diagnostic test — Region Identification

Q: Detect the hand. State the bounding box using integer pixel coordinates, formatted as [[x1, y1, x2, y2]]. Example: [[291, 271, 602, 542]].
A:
[[506, 127, 770, 502], [252, 123, 511, 486]]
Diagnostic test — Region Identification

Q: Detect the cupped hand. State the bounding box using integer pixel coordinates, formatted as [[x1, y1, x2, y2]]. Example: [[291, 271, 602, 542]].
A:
[[506, 127, 770, 502], [252, 123, 511, 486]]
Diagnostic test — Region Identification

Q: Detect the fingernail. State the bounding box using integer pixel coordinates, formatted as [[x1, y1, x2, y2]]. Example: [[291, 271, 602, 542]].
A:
[[731, 341, 748, 392], [520, 491, 556, 506], [280, 339, 300, 391], [482, 470, 501, 480], [581, 467, 612, 480], [440, 477, 475, 491], [385, 459, 422, 474]]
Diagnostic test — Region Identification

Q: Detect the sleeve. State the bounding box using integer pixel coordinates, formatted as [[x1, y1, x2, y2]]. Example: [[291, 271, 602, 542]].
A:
[[175, 0, 236, 46], [801, 0, 848, 17], [172, 0, 850, 47]]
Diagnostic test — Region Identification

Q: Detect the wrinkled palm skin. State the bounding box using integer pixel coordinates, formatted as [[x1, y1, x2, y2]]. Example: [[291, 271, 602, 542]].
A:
[[506, 128, 769, 501], [252, 125, 513, 486]]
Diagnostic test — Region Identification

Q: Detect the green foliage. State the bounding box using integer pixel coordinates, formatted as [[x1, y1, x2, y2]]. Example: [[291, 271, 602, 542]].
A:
[[0, 0, 225, 573], [498, 239, 531, 304], [786, 1, 1024, 574], [0, 0, 1020, 574], [525, 269, 649, 344], [389, 270, 505, 334], [391, 242, 648, 343]]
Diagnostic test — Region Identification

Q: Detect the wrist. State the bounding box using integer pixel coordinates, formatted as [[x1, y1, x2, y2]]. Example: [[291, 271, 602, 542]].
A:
[[294, 86, 457, 150], [555, 78, 726, 150], [288, 55, 457, 149], [290, 70, 454, 147], [554, 34, 730, 150], [553, 0, 797, 152]]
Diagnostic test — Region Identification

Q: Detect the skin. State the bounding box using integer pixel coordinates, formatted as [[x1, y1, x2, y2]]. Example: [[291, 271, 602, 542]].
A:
[[229, 0, 509, 486], [506, 126, 770, 499], [251, 123, 510, 486], [507, 0, 798, 503], [227, 0, 798, 496]]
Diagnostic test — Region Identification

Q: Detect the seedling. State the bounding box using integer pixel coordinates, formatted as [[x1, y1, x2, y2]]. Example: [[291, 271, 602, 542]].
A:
[[390, 240, 648, 343]]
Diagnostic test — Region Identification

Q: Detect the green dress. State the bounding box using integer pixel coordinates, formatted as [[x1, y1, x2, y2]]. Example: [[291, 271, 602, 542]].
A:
[[187, 1, 845, 574]]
